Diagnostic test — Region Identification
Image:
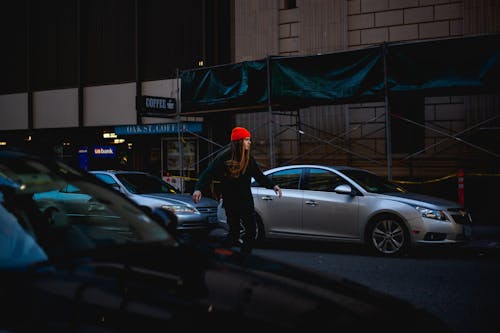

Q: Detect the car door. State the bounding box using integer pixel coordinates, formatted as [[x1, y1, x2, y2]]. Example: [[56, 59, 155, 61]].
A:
[[301, 168, 359, 240], [253, 168, 303, 237]]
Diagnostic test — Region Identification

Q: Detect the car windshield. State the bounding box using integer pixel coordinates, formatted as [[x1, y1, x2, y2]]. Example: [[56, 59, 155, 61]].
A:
[[340, 169, 406, 194], [115, 173, 180, 194], [0, 151, 175, 269]]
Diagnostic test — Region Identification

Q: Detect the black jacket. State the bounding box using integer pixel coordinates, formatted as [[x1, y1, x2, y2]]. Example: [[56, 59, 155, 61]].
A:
[[194, 149, 275, 213]]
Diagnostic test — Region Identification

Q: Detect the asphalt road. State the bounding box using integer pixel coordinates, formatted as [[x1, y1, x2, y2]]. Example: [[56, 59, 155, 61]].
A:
[[248, 227, 500, 333]]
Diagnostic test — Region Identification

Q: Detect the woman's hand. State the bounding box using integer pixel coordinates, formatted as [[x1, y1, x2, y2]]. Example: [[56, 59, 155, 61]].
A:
[[192, 190, 202, 203], [273, 185, 282, 198]]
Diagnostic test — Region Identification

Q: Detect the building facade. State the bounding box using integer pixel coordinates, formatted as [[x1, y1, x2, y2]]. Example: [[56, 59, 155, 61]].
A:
[[234, 0, 500, 180], [0, 0, 499, 188]]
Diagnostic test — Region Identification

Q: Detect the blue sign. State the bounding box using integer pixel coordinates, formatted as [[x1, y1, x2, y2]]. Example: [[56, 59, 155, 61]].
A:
[[91, 146, 116, 158], [114, 122, 202, 135], [78, 146, 89, 170]]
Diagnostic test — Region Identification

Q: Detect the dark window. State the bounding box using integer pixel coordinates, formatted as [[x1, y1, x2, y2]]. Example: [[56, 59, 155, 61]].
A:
[[82, 0, 135, 85], [390, 94, 425, 154], [93, 173, 118, 186], [0, 2, 28, 93], [203, 0, 231, 67], [284, 0, 297, 9], [141, 0, 230, 80], [303, 168, 344, 192], [115, 173, 179, 194], [264, 168, 302, 190], [141, 1, 204, 80], [1, 0, 231, 92], [341, 169, 405, 194], [30, 0, 78, 90]]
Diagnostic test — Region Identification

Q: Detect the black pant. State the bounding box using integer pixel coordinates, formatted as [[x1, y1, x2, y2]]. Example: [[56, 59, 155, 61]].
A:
[[224, 207, 256, 255]]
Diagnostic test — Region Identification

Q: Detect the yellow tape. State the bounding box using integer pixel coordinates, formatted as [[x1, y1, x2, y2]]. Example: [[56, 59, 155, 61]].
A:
[[393, 172, 500, 185]]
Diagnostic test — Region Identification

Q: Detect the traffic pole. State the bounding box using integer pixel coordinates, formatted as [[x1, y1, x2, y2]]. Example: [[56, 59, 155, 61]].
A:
[[457, 169, 464, 206]]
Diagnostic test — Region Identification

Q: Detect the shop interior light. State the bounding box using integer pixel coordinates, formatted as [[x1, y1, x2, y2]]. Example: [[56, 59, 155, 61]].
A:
[[103, 132, 117, 139]]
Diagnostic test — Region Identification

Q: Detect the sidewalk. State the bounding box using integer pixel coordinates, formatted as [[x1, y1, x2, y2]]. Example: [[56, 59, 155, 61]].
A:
[[469, 224, 500, 250]]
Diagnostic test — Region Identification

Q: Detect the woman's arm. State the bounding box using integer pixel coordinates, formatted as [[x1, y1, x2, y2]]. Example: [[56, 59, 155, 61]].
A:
[[250, 158, 282, 197], [193, 153, 226, 203]]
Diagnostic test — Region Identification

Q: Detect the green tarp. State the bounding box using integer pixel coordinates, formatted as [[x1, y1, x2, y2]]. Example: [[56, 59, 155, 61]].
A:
[[270, 46, 385, 107], [180, 33, 500, 113], [386, 34, 500, 95], [180, 60, 268, 112]]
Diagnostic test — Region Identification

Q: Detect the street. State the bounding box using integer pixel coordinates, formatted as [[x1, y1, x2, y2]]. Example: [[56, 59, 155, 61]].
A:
[[251, 236, 500, 333]]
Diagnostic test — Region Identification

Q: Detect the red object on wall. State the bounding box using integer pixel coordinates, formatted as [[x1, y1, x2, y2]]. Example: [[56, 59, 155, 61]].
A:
[[457, 169, 464, 206]]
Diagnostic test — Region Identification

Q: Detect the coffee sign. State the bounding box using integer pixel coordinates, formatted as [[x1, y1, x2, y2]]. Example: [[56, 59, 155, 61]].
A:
[[137, 95, 176, 116]]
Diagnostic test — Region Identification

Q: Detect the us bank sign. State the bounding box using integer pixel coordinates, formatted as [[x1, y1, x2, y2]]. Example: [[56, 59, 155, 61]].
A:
[[114, 122, 202, 135]]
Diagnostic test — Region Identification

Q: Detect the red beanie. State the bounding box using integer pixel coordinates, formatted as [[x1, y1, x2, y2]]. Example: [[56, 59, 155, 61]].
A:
[[230, 127, 251, 141]]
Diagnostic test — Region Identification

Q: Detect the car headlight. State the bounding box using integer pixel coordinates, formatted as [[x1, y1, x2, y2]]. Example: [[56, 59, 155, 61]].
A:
[[415, 206, 448, 221], [161, 204, 199, 214]]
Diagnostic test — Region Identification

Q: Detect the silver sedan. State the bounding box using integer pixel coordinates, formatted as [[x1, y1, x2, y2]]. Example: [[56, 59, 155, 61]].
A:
[[220, 164, 472, 256]]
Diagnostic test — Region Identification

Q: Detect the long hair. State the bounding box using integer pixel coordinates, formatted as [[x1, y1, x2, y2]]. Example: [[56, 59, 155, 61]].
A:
[[225, 139, 250, 178]]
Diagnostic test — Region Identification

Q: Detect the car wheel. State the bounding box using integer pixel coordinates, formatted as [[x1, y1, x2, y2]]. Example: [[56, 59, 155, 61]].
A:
[[237, 217, 263, 245], [366, 215, 409, 256]]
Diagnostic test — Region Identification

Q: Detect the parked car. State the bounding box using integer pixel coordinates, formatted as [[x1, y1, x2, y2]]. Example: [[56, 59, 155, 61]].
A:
[[90, 170, 219, 233], [219, 164, 472, 256], [0, 148, 452, 332]]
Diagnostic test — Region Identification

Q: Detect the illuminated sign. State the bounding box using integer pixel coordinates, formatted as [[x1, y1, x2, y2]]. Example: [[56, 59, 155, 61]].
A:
[[91, 146, 116, 157], [114, 122, 202, 135], [137, 95, 176, 116]]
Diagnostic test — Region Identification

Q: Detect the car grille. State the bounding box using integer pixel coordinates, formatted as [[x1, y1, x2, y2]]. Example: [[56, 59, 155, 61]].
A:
[[197, 207, 217, 215], [448, 208, 472, 225], [177, 206, 218, 229]]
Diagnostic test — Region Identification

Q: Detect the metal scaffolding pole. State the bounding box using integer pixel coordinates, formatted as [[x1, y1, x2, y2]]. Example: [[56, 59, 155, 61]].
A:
[[176, 68, 184, 179], [382, 42, 393, 180], [266, 56, 275, 168]]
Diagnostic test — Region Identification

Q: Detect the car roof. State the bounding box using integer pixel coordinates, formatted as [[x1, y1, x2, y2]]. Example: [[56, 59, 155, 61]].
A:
[[90, 170, 148, 175], [265, 164, 368, 172]]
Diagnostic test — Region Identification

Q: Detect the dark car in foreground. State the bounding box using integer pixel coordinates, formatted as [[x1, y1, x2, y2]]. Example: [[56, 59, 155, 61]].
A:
[[219, 164, 472, 256], [0, 149, 450, 332]]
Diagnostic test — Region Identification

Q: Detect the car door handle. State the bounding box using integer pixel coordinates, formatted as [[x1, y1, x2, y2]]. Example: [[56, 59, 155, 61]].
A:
[[261, 196, 274, 201], [305, 200, 318, 206]]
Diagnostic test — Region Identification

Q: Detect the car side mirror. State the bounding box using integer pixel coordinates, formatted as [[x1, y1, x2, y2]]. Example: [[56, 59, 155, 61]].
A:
[[151, 207, 178, 237], [334, 184, 355, 196], [110, 184, 121, 192]]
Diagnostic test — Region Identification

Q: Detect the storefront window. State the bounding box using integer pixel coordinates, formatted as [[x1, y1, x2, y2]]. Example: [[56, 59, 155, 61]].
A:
[[162, 139, 197, 173]]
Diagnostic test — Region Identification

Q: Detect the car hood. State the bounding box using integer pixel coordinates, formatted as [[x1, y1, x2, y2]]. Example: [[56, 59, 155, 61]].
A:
[[379, 191, 460, 209], [141, 193, 218, 207], [3, 243, 450, 332]]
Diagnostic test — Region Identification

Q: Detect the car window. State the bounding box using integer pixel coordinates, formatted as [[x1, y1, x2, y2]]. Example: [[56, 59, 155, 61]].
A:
[[303, 168, 345, 192], [115, 173, 179, 194], [265, 168, 302, 190], [61, 184, 81, 193], [93, 173, 118, 186], [340, 169, 406, 194], [32, 180, 170, 248], [0, 159, 174, 266]]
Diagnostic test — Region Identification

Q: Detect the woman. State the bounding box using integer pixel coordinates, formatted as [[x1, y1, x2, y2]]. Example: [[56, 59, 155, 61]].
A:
[[192, 127, 281, 255]]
